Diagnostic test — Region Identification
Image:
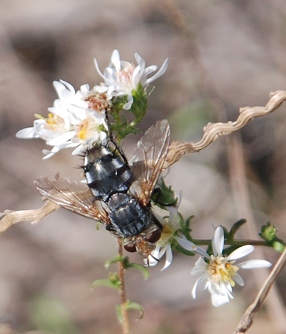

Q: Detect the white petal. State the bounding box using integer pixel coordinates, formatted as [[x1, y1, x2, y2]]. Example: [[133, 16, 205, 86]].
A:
[[146, 245, 164, 267], [52, 81, 65, 97], [60, 80, 75, 93], [131, 65, 142, 88], [46, 131, 76, 145], [175, 236, 195, 250], [146, 58, 169, 84], [233, 273, 244, 286], [93, 84, 109, 94], [238, 259, 272, 269], [110, 49, 121, 71], [16, 127, 39, 139], [176, 237, 207, 255], [191, 257, 208, 276], [161, 244, 173, 270], [94, 58, 105, 79], [134, 53, 145, 71], [144, 65, 158, 76], [122, 97, 134, 110], [42, 141, 78, 159], [80, 84, 90, 94], [42, 150, 56, 159], [211, 292, 231, 307], [146, 257, 159, 267], [71, 144, 85, 155], [227, 245, 254, 261], [210, 282, 234, 307], [192, 275, 206, 299], [212, 226, 224, 256], [42, 145, 63, 159], [151, 245, 161, 258]]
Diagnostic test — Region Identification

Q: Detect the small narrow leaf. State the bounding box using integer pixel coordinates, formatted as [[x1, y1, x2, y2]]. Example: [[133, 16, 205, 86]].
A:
[[92, 273, 121, 290], [228, 219, 247, 240], [116, 304, 123, 325], [105, 255, 124, 269], [116, 301, 145, 323], [126, 300, 144, 320], [124, 262, 150, 280]]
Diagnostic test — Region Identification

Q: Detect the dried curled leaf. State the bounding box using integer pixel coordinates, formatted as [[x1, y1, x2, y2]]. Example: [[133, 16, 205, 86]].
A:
[[163, 90, 286, 169], [0, 200, 59, 232]]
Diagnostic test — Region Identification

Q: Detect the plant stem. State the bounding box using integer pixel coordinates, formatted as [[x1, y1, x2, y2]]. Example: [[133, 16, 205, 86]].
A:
[[192, 239, 268, 247], [118, 238, 130, 334]]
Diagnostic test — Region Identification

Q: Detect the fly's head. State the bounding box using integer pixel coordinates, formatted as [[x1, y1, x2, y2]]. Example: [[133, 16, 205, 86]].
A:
[[123, 226, 162, 263]]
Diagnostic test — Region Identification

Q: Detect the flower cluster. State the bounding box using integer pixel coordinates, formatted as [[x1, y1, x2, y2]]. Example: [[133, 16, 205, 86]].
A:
[[148, 219, 272, 307], [16, 50, 168, 158]]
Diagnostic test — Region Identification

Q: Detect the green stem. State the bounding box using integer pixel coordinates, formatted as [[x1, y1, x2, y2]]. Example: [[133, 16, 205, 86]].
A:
[[193, 239, 268, 247], [118, 238, 130, 334]]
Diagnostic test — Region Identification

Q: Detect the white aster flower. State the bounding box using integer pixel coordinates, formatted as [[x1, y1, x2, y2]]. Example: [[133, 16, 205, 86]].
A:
[[190, 226, 272, 307], [146, 207, 199, 270], [94, 49, 169, 110], [16, 80, 108, 158]]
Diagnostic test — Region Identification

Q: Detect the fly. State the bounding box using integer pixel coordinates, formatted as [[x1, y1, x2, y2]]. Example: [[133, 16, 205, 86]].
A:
[[35, 120, 171, 258]]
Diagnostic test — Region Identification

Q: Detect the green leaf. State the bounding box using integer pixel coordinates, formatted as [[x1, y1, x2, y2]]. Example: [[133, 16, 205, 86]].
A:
[[126, 300, 144, 320], [104, 255, 124, 269], [179, 214, 194, 239], [104, 256, 150, 279], [124, 261, 150, 280], [116, 304, 124, 325], [152, 177, 178, 209], [92, 273, 121, 290], [228, 219, 247, 240], [116, 300, 145, 324]]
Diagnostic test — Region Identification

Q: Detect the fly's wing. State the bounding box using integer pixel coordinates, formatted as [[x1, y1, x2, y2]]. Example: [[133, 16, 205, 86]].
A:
[[35, 176, 110, 224], [129, 120, 170, 206]]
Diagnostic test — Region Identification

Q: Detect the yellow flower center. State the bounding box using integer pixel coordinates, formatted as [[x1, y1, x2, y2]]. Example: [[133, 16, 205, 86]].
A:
[[157, 223, 175, 246], [36, 113, 65, 132], [207, 255, 239, 287], [77, 119, 89, 140]]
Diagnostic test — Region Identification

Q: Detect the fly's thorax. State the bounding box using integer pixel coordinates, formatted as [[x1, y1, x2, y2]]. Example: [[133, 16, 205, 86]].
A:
[[83, 144, 134, 201]]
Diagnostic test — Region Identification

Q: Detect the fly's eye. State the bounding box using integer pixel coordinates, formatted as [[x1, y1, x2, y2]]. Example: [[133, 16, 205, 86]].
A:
[[145, 230, 161, 244], [83, 162, 92, 173], [124, 243, 137, 253]]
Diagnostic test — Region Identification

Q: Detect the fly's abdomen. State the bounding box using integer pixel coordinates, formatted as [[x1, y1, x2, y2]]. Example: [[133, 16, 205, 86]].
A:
[[84, 145, 134, 202], [107, 193, 153, 237]]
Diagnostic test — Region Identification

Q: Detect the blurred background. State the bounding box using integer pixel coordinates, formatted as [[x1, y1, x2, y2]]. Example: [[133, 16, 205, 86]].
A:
[[0, 0, 286, 333]]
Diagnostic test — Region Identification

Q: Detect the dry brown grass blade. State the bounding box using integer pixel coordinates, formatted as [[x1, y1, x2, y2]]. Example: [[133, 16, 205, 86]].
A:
[[0, 200, 60, 232], [164, 90, 286, 169], [234, 247, 286, 334]]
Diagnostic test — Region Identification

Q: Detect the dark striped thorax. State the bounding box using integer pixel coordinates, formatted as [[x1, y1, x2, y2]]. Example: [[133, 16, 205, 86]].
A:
[[83, 143, 134, 202]]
